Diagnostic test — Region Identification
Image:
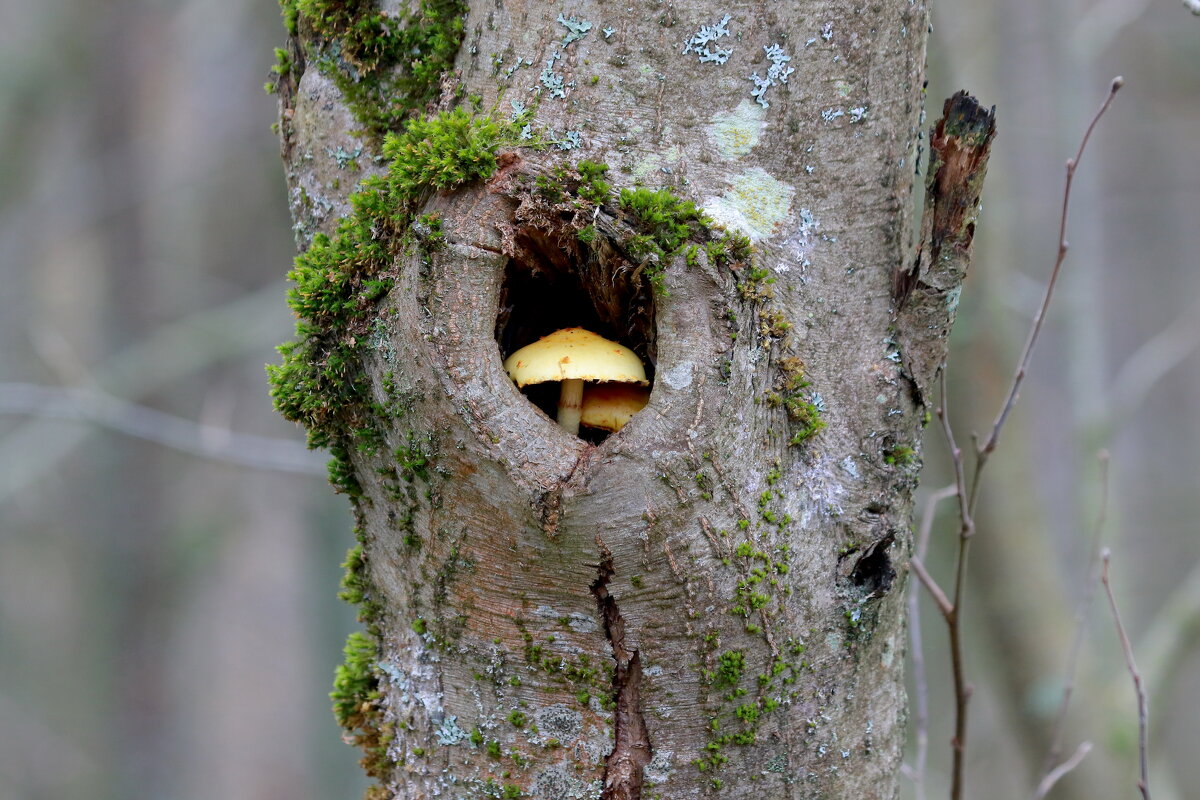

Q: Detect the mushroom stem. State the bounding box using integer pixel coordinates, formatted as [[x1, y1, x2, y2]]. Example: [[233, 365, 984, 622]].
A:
[[556, 378, 584, 435]]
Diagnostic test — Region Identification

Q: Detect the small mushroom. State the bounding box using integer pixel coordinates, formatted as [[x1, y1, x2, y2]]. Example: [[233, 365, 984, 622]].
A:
[[503, 327, 648, 435], [580, 384, 650, 433]]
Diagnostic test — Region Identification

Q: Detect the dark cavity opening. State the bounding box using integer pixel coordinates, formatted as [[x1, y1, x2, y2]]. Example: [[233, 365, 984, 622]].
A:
[[496, 222, 657, 443], [850, 533, 896, 597]]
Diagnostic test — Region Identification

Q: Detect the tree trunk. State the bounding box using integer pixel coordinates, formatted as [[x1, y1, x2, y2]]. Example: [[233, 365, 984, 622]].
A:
[[268, 1, 964, 797]]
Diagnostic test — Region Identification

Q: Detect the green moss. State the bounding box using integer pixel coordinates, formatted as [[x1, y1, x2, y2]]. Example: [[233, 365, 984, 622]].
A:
[[327, 443, 365, 496], [762, 357, 825, 445], [786, 400, 825, 444], [266, 46, 295, 94], [692, 464, 811, 780], [280, 0, 300, 34], [619, 187, 707, 254], [271, 46, 293, 76], [706, 231, 753, 269], [757, 308, 791, 339], [268, 109, 524, 482], [737, 265, 775, 302], [711, 650, 745, 690], [394, 431, 434, 481], [885, 444, 916, 465], [339, 541, 384, 631], [576, 160, 611, 204], [385, 109, 510, 193], [610, 187, 753, 295], [284, 0, 470, 139], [331, 631, 379, 727], [331, 630, 392, 778]]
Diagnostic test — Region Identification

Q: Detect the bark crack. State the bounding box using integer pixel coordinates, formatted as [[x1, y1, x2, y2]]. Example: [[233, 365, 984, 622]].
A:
[[591, 542, 652, 800]]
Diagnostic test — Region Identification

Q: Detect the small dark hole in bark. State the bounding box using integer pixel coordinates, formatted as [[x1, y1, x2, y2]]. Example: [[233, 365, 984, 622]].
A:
[[850, 533, 896, 596], [496, 221, 656, 440]]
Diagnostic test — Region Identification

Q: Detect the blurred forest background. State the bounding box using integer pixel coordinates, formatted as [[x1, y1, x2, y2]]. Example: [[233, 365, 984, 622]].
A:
[[0, 1, 1196, 799]]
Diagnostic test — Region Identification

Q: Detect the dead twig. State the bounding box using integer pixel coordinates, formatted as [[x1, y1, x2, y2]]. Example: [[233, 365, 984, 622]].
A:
[[903, 484, 959, 800], [909, 555, 954, 619], [1101, 550, 1151, 800], [0, 382, 325, 475], [1038, 451, 1110, 791], [1035, 741, 1094, 799]]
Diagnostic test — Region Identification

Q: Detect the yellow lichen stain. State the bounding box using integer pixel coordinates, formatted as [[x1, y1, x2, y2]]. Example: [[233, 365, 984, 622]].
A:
[[708, 99, 766, 160], [631, 145, 681, 181], [703, 167, 794, 241]]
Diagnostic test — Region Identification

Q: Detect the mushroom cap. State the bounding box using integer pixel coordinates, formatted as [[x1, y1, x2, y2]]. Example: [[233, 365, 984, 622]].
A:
[[580, 384, 650, 432], [504, 328, 649, 388]]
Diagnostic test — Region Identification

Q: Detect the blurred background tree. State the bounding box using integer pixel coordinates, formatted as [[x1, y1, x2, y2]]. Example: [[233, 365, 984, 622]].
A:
[[0, 1, 1195, 799]]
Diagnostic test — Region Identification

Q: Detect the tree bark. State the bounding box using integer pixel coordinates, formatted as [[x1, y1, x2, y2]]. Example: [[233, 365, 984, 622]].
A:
[[270, 1, 955, 798]]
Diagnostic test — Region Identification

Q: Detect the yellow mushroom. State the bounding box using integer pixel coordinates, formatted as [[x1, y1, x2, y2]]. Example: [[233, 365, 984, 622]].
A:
[[503, 327, 648, 435], [580, 384, 650, 433]]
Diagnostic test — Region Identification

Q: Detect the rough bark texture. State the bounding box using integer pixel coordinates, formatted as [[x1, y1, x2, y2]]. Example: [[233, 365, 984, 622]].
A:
[[272, 2, 949, 798]]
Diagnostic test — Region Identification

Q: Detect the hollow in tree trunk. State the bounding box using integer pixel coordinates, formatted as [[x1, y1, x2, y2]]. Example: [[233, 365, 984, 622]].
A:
[[266, 1, 985, 797]]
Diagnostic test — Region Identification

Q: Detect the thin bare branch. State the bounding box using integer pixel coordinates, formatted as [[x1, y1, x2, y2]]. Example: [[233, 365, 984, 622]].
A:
[[1035, 741, 1094, 799], [1134, 555, 1200, 740], [910, 556, 954, 619], [978, 76, 1124, 462], [918, 484, 960, 558], [904, 483, 958, 800], [939, 378, 975, 546], [936, 374, 974, 800], [1101, 549, 1151, 800], [1040, 451, 1110, 784], [0, 283, 290, 504], [0, 382, 325, 475]]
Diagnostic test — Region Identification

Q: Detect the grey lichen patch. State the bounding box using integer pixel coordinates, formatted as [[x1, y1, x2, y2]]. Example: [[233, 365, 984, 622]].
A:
[[708, 99, 766, 160], [286, 68, 383, 244], [681, 14, 732, 64], [779, 207, 821, 272], [566, 613, 600, 635], [795, 454, 849, 526], [436, 715, 469, 745], [643, 749, 675, 784], [532, 765, 603, 800], [555, 130, 583, 151], [540, 51, 568, 98], [537, 14, 593, 101], [557, 13, 592, 45], [703, 167, 795, 241], [660, 361, 694, 390], [534, 704, 584, 741], [748, 43, 795, 108]]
